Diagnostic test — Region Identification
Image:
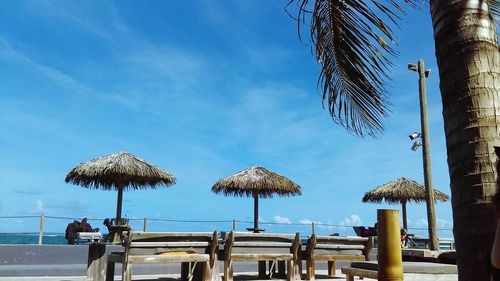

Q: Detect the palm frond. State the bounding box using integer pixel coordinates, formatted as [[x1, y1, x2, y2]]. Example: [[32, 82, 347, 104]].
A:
[[287, 0, 417, 137]]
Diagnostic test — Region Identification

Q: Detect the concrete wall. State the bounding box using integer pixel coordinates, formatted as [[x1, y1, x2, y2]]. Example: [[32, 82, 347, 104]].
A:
[[0, 244, 122, 276]]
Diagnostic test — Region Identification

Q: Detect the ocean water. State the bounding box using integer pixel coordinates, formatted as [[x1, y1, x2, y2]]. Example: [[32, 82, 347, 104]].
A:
[[0, 233, 67, 244]]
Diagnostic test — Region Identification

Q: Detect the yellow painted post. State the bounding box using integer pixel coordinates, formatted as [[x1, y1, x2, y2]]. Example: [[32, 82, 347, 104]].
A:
[[377, 209, 403, 281], [143, 217, 147, 232], [38, 215, 44, 245]]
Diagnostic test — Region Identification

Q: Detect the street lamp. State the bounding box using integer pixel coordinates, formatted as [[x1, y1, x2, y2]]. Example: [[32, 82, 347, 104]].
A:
[[409, 131, 421, 140], [411, 140, 422, 151], [408, 59, 439, 251]]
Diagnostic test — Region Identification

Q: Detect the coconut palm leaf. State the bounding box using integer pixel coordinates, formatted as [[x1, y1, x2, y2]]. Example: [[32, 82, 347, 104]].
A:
[[287, 0, 417, 137]]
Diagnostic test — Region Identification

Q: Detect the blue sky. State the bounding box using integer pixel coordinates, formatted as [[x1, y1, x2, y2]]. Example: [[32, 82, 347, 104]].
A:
[[0, 1, 453, 237]]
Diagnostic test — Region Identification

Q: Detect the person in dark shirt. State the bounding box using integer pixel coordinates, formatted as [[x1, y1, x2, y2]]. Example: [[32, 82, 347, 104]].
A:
[[78, 218, 99, 232], [64, 220, 80, 244]]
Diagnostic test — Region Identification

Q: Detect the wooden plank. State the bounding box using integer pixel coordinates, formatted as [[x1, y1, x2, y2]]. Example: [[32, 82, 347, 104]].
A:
[[231, 253, 293, 261], [127, 254, 210, 264], [209, 231, 219, 268], [316, 236, 368, 243], [107, 253, 125, 263], [313, 255, 365, 261], [131, 232, 213, 240], [286, 260, 293, 281], [130, 241, 210, 247], [232, 232, 295, 239], [306, 260, 315, 281], [224, 257, 233, 281], [402, 248, 434, 258], [341, 267, 378, 279], [86, 243, 106, 281], [233, 242, 293, 247], [315, 244, 365, 250], [122, 262, 131, 281]]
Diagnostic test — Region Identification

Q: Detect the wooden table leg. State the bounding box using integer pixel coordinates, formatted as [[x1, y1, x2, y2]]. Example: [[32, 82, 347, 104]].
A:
[[328, 261, 336, 276]]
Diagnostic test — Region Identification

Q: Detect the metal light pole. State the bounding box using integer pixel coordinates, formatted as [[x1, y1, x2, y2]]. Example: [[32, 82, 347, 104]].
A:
[[408, 59, 439, 251]]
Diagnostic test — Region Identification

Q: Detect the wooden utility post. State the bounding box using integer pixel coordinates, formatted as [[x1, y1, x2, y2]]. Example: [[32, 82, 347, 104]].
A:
[[417, 59, 439, 251], [38, 214, 44, 245]]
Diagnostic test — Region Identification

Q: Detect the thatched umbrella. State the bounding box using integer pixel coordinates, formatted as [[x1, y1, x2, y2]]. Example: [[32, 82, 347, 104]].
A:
[[65, 152, 176, 223], [362, 177, 449, 230], [212, 166, 301, 233]]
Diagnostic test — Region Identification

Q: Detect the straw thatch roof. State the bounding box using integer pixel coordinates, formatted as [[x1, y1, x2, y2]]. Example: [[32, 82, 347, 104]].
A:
[[65, 152, 176, 190], [362, 177, 449, 204], [211, 166, 302, 198]]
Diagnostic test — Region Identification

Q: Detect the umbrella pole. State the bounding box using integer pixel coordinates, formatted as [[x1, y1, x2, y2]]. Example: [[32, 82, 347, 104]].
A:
[[116, 187, 123, 224], [253, 192, 266, 278], [253, 192, 259, 233], [401, 201, 408, 230]]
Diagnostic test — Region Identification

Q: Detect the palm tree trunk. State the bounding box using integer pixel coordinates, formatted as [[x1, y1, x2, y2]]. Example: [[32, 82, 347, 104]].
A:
[[430, 0, 500, 279]]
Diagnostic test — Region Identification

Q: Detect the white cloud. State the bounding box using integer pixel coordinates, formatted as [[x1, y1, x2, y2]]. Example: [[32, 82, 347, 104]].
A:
[[299, 219, 332, 229], [300, 219, 313, 224], [339, 214, 362, 226], [273, 215, 291, 224]]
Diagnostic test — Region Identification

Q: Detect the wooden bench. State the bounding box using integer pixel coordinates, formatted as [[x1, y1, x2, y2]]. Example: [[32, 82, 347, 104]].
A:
[[341, 266, 378, 280], [106, 231, 218, 281], [305, 235, 373, 280], [223, 231, 301, 281], [341, 260, 458, 280]]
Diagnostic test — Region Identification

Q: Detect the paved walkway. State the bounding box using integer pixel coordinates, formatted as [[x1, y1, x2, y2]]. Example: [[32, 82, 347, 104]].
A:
[[0, 269, 458, 281]]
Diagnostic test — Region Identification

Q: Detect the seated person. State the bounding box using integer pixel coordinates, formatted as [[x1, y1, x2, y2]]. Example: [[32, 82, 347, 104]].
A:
[[103, 218, 111, 231], [362, 227, 372, 237], [77, 218, 99, 232], [65, 220, 80, 245], [400, 228, 409, 247]]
